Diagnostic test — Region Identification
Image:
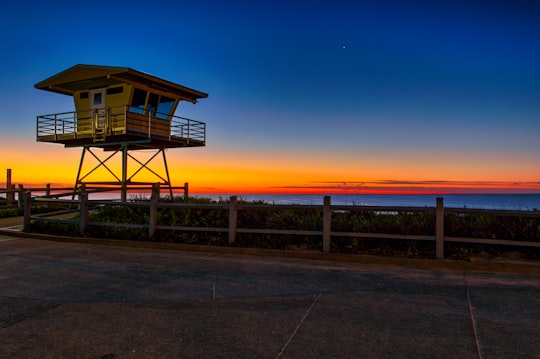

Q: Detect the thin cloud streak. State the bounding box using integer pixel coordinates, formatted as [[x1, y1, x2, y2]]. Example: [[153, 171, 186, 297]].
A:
[[272, 180, 540, 194], [314, 180, 540, 187]]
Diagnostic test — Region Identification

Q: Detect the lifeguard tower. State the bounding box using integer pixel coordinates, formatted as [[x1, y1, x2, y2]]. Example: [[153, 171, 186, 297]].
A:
[[35, 64, 207, 200]]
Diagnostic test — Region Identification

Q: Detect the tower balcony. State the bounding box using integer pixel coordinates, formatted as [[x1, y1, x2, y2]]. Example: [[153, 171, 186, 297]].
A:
[[36, 105, 206, 150]]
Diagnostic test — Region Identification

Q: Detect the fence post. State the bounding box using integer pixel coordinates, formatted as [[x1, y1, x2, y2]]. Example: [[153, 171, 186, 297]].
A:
[[184, 182, 189, 201], [322, 196, 331, 252], [229, 196, 238, 244], [149, 183, 160, 239], [79, 185, 89, 236], [436, 197, 444, 259], [23, 190, 31, 231], [6, 168, 14, 206], [17, 184, 24, 210]]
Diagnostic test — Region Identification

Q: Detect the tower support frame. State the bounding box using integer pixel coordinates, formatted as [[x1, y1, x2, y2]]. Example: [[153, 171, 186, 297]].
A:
[[73, 143, 174, 201]]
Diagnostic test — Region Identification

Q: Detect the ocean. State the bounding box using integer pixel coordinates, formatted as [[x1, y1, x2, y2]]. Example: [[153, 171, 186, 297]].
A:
[[58, 191, 540, 211], [199, 194, 540, 211]]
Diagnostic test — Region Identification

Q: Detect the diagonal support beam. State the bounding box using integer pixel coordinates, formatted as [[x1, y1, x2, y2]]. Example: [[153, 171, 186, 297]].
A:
[[78, 147, 122, 183], [73, 144, 176, 200], [127, 149, 167, 183], [162, 149, 173, 198]]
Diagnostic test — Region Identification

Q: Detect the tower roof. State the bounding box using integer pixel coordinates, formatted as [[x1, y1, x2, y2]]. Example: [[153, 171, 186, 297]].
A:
[[34, 64, 208, 103]]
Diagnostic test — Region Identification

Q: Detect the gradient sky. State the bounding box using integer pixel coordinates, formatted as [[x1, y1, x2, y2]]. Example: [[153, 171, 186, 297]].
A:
[[1, 0, 539, 194]]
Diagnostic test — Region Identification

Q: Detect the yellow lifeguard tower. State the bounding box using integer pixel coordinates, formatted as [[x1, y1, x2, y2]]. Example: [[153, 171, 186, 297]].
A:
[[35, 64, 208, 200]]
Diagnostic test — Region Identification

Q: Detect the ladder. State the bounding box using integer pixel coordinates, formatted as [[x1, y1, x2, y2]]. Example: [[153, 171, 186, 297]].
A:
[[94, 128, 105, 142], [92, 108, 107, 143]]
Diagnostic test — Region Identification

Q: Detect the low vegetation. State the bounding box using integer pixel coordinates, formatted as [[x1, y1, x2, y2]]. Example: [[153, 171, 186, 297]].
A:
[[26, 196, 540, 260], [0, 202, 71, 218]]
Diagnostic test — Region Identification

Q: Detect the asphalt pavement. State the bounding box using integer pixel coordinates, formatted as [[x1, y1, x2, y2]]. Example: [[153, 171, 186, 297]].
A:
[[0, 232, 539, 359]]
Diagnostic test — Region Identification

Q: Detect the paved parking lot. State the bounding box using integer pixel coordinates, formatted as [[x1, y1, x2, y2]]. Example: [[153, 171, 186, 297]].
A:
[[0, 234, 539, 358]]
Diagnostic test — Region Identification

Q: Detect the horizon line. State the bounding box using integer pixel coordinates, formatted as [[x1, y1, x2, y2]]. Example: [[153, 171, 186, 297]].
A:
[[3, 180, 539, 196]]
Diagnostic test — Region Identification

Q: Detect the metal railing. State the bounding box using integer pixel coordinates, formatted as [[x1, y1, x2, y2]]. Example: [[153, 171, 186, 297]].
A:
[[36, 105, 205, 143], [36, 111, 77, 140], [171, 115, 205, 143]]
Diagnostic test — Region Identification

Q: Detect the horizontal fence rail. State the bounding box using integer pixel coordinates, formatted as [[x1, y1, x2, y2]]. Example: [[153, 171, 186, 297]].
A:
[[1, 183, 189, 209], [14, 185, 540, 259]]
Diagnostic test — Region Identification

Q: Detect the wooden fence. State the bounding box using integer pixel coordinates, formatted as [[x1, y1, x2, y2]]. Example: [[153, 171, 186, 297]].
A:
[[18, 184, 540, 259], [1, 166, 188, 209]]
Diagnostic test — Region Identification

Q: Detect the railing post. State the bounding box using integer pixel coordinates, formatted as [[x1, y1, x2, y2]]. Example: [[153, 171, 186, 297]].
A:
[[323, 196, 332, 252], [184, 182, 189, 201], [436, 197, 444, 259], [79, 185, 89, 236], [106, 107, 110, 134], [23, 190, 31, 231], [17, 184, 24, 210], [93, 109, 98, 135], [6, 168, 13, 206], [149, 183, 160, 239], [229, 196, 238, 244], [148, 112, 152, 138], [54, 114, 58, 141]]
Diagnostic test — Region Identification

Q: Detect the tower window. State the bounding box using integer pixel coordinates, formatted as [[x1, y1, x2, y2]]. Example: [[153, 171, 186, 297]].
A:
[[130, 88, 147, 114], [129, 88, 176, 119], [156, 96, 175, 119], [147, 93, 159, 116], [107, 86, 123, 95]]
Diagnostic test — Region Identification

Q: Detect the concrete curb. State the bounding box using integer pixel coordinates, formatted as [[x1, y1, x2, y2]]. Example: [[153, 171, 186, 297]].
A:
[[1, 228, 539, 275]]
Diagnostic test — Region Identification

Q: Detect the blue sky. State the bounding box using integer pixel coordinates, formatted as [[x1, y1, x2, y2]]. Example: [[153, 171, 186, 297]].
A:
[[1, 0, 539, 193]]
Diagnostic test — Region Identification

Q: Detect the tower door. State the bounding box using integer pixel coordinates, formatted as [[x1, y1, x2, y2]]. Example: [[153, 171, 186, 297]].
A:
[[89, 89, 106, 131]]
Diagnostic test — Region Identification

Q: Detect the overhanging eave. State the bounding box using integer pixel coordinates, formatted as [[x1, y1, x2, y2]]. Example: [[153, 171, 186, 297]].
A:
[[34, 64, 208, 102]]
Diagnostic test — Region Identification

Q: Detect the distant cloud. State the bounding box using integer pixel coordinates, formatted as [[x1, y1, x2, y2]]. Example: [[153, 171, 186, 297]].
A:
[[312, 179, 540, 187], [270, 179, 540, 194]]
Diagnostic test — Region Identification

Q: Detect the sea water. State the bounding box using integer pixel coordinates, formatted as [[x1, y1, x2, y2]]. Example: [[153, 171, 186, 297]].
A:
[[200, 194, 540, 211], [64, 191, 540, 211]]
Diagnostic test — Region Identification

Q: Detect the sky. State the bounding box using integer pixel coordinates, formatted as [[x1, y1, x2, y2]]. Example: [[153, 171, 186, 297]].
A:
[[0, 0, 539, 194]]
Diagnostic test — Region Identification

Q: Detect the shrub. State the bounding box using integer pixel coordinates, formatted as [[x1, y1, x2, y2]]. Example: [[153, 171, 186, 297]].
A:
[[24, 196, 540, 259]]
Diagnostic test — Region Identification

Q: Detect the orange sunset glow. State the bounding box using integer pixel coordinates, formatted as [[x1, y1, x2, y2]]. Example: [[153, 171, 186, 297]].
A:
[[3, 141, 539, 195]]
